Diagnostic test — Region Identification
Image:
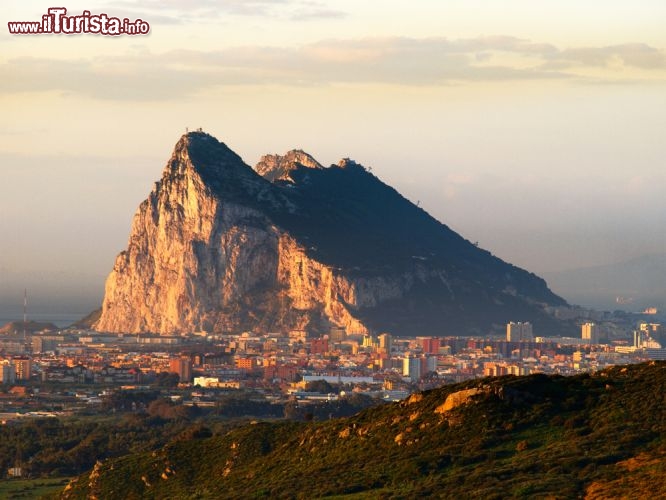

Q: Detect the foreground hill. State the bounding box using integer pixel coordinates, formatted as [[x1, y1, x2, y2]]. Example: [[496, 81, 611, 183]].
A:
[[94, 131, 565, 336], [60, 362, 665, 499]]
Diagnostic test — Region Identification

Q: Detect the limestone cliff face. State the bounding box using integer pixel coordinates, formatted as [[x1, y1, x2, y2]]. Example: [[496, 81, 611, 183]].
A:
[[275, 234, 422, 334], [95, 131, 567, 336], [96, 134, 402, 334], [96, 134, 279, 333]]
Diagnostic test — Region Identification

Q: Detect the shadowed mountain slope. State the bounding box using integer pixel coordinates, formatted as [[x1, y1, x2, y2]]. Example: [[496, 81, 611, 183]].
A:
[[94, 131, 566, 336]]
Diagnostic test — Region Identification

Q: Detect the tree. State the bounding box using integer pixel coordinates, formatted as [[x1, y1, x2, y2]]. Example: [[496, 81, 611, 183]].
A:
[[147, 398, 190, 420]]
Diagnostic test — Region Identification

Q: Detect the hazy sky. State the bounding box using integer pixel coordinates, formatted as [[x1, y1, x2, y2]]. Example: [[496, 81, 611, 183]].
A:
[[1, 0, 665, 314]]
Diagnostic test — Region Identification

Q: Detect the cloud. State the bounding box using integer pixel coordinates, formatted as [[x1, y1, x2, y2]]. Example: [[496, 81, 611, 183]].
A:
[[1, 36, 664, 100], [105, 0, 346, 21], [288, 1, 347, 20], [1, 57, 203, 100], [550, 43, 666, 70], [440, 172, 477, 200]]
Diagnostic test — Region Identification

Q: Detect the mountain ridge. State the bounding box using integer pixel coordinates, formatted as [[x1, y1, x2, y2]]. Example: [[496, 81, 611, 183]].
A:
[[544, 253, 666, 311], [94, 131, 566, 336]]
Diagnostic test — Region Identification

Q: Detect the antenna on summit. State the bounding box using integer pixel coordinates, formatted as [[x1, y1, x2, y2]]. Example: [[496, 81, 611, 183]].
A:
[[23, 288, 27, 343]]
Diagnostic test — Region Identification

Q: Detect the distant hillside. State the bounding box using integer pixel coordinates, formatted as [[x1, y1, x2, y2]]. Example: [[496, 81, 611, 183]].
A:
[[70, 308, 102, 330], [60, 362, 666, 499], [0, 320, 58, 334], [544, 254, 666, 311]]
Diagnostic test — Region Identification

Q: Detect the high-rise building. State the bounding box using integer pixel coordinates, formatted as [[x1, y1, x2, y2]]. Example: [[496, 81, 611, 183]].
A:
[[329, 327, 347, 342], [362, 335, 376, 349], [423, 354, 438, 374], [506, 322, 533, 342], [634, 328, 662, 349], [639, 323, 662, 345], [169, 356, 192, 383], [378, 333, 392, 354], [12, 357, 32, 381], [310, 337, 329, 355], [581, 323, 599, 344], [403, 355, 421, 382], [522, 323, 534, 341], [0, 362, 16, 384], [235, 357, 256, 371], [419, 337, 440, 354]]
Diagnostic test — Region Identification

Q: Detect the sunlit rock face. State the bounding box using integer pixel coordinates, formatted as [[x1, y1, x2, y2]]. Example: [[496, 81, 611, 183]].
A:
[[254, 150, 322, 183], [95, 131, 565, 336]]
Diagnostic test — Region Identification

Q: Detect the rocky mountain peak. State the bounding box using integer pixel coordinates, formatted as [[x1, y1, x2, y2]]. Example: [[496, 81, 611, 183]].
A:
[[159, 130, 273, 206], [255, 149, 323, 183], [337, 157, 365, 170], [167, 131, 247, 178], [94, 131, 567, 337]]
